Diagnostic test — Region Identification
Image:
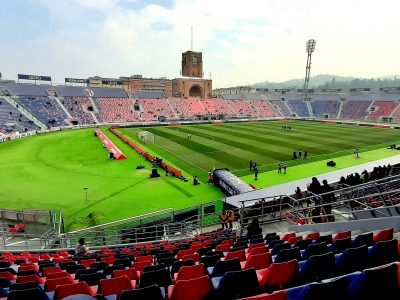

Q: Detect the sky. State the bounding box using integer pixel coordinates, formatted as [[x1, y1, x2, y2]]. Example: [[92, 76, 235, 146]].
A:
[[0, 0, 400, 88]]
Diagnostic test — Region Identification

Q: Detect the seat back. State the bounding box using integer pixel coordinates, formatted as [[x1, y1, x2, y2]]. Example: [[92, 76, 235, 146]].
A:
[[327, 237, 352, 254], [348, 262, 398, 300], [169, 275, 213, 300], [45, 276, 74, 292], [243, 253, 272, 270], [143, 263, 166, 274], [199, 254, 220, 268], [80, 272, 106, 286], [314, 234, 332, 244], [42, 266, 62, 277], [113, 268, 139, 281], [373, 228, 394, 243], [170, 259, 195, 275], [261, 259, 299, 291], [352, 232, 374, 247], [271, 243, 291, 256], [75, 268, 96, 280], [46, 271, 71, 280], [133, 260, 153, 272], [301, 242, 327, 260], [9, 281, 39, 292], [248, 246, 268, 257], [224, 249, 246, 261], [336, 245, 368, 276], [7, 287, 49, 300], [98, 275, 133, 296], [119, 284, 164, 300], [16, 274, 42, 284], [303, 276, 350, 300], [293, 239, 313, 250], [368, 239, 398, 268], [139, 268, 172, 288], [54, 282, 92, 300], [299, 252, 336, 283], [0, 271, 15, 281], [175, 263, 206, 281], [332, 231, 351, 241], [274, 247, 300, 263], [216, 268, 261, 299]]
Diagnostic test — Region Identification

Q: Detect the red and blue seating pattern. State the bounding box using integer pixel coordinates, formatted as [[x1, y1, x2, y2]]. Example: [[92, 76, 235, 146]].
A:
[[0, 228, 398, 299]]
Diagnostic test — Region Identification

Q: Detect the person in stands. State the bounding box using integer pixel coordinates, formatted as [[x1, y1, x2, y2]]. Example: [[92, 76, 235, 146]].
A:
[[75, 238, 91, 256], [219, 211, 228, 229], [227, 209, 235, 229], [246, 217, 262, 239], [208, 171, 213, 184]]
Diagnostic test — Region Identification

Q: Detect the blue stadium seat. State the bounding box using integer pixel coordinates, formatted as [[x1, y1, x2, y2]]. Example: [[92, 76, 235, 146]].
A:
[[299, 252, 336, 284], [335, 245, 368, 276], [367, 239, 398, 268]]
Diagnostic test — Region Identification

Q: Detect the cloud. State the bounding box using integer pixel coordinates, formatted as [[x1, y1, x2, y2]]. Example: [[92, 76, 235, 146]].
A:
[[1, 0, 400, 87]]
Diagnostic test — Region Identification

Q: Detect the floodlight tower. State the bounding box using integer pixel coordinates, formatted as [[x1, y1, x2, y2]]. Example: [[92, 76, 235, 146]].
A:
[[304, 39, 316, 101]]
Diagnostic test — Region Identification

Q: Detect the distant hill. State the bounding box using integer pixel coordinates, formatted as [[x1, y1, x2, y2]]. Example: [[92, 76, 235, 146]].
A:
[[252, 74, 400, 91]]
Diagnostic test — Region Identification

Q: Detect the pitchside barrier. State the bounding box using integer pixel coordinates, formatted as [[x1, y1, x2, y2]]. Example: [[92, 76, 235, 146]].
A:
[[95, 128, 127, 160]]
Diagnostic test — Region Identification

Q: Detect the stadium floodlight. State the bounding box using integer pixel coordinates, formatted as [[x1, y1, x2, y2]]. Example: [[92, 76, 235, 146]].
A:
[[304, 39, 316, 102]]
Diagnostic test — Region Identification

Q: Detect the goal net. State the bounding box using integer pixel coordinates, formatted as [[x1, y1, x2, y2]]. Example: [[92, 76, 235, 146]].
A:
[[137, 131, 155, 144]]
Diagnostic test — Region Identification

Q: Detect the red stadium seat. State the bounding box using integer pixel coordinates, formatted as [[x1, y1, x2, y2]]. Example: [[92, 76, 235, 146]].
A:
[[80, 259, 96, 269], [97, 275, 134, 296], [333, 231, 351, 241], [113, 268, 140, 282], [173, 263, 207, 282], [224, 249, 246, 261], [241, 253, 272, 270], [54, 282, 95, 300], [16, 274, 45, 284], [168, 275, 213, 300], [257, 259, 299, 291], [43, 266, 62, 277], [373, 228, 394, 243], [45, 276, 74, 292], [0, 272, 16, 281]]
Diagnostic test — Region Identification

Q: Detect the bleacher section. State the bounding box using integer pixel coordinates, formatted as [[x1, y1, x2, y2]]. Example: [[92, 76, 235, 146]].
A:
[[340, 101, 371, 120], [225, 100, 255, 116], [287, 100, 310, 117], [269, 100, 292, 117], [200, 99, 235, 116], [136, 99, 176, 121], [248, 100, 281, 117], [367, 101, 399, 120], [0, 228, 398, 299], [93, 98, 139, 123], [16, 96, 68, 127], [169, 98, 207, 117], [62, 97, 95, 125], [311, 101, 340, 118], [0, 98, 37, 133]]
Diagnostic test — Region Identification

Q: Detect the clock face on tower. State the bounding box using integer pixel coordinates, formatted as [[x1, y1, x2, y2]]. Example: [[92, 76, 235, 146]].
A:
[[192, 56, 198, 65]]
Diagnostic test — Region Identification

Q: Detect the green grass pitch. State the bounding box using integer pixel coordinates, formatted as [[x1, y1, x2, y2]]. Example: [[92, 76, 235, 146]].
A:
[[0, 120, 398, 230]]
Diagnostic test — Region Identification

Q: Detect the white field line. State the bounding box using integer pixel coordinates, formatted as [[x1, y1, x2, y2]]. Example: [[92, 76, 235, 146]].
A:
[[181, 148, 242, 158]]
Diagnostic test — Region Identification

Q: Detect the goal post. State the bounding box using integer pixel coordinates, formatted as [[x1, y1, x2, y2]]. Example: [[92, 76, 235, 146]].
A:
[[137, 131, 155, 144]]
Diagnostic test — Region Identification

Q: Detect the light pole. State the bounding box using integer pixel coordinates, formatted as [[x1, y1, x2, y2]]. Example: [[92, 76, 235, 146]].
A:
[[83, 187, 88, 201], [304, 39, 316, 102]]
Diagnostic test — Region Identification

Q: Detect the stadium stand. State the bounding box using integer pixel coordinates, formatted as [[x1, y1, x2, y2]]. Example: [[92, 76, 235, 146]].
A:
[[134, 91, 165, 99], [340, 101, 371, 120], [169, 98, 207, 117], [0, 98, 38, 133], [225, 99, 255, 116], [248, 100, 280, 118], [15, 96, 68, 127], [136, 98, 176, 121], [61, 97, 96, 125], [287, 100, 309, 117], [200, 98, 235, 116], [367, 101, 399, 120], [310, 101, 340, 118], [269, 100, 292, 117], [93, 98, 139, 123]]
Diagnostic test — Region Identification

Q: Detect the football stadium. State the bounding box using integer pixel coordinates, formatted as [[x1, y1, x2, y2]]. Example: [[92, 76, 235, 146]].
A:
[[0, 1, 399, 299]]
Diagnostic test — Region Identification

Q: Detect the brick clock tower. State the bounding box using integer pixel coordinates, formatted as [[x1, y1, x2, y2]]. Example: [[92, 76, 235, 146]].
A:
[[181, 51, 203, 78], [173, 51, 212, 98]]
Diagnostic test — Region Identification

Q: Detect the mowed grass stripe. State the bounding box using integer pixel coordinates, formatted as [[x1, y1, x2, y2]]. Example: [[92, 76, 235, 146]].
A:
[[147, 128, 246, 169]]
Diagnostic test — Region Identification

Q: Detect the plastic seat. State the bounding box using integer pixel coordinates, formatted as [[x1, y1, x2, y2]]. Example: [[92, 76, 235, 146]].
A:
[[299, 252, 336, 284], [335, 245, 368, 276], [0, 277, 10, 288], [174, 263, 206, 281], [63, 295, 98, 300], [120, 284, 164, 300], [170, 259, 195, 276], [281, 233, 296, 241], [239, 290, 288, 300], [54, 282, 95, 300], [0, 271, 16, 281], [7, 287, 50, 300], [17, 269, 37, 277], [42, 266, 62, 277], [208, 258, 241, 278], [103, 264, 125, 276], [304, 232, 320, 241], [176, 249, 194, 260], [265, 235, 280, 245], [224, 249, 246, 261], [98, 275, 135, 296], [270, 243, 291, 256], [181, 253, 200, 262], [113, 268, 140, 281], [274, 247, 300, 263], [368, 239, 398, 268], [8, 281, 39, 292], [348, 262, 398, 300], [257, 259, 298, 292], [199, 254, 220, 268], [66, 264, 85, 274], [46, 271, 72, 280], [0, 261, 11, 268], [136, 255, 153, 264], [19, 263, 39, 272], [143, 263, 166, 274], [327, 237, 352, 254], [332, 230, 351, 241], [168, 275, 213, 300], [45, 276, 75, 291], [89, 261, 108, 271], [75, 268, 96, 281], [158, 257, 176, 267], [212, 268, 261, 299], [139, 268, 172, 288], [0, 267, 17, 275], [352, 232, 374, 247], [80, 272, 106, 286], [114, 258, 131, 268], [241, 253, 272, 270], [80, 259, 96, 269], [314, 234, 332, 244], [373, 228, 394, 243], [16, 274, 45, 284], [300, 242, 327, 261], [246, 246, 268, 258]]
